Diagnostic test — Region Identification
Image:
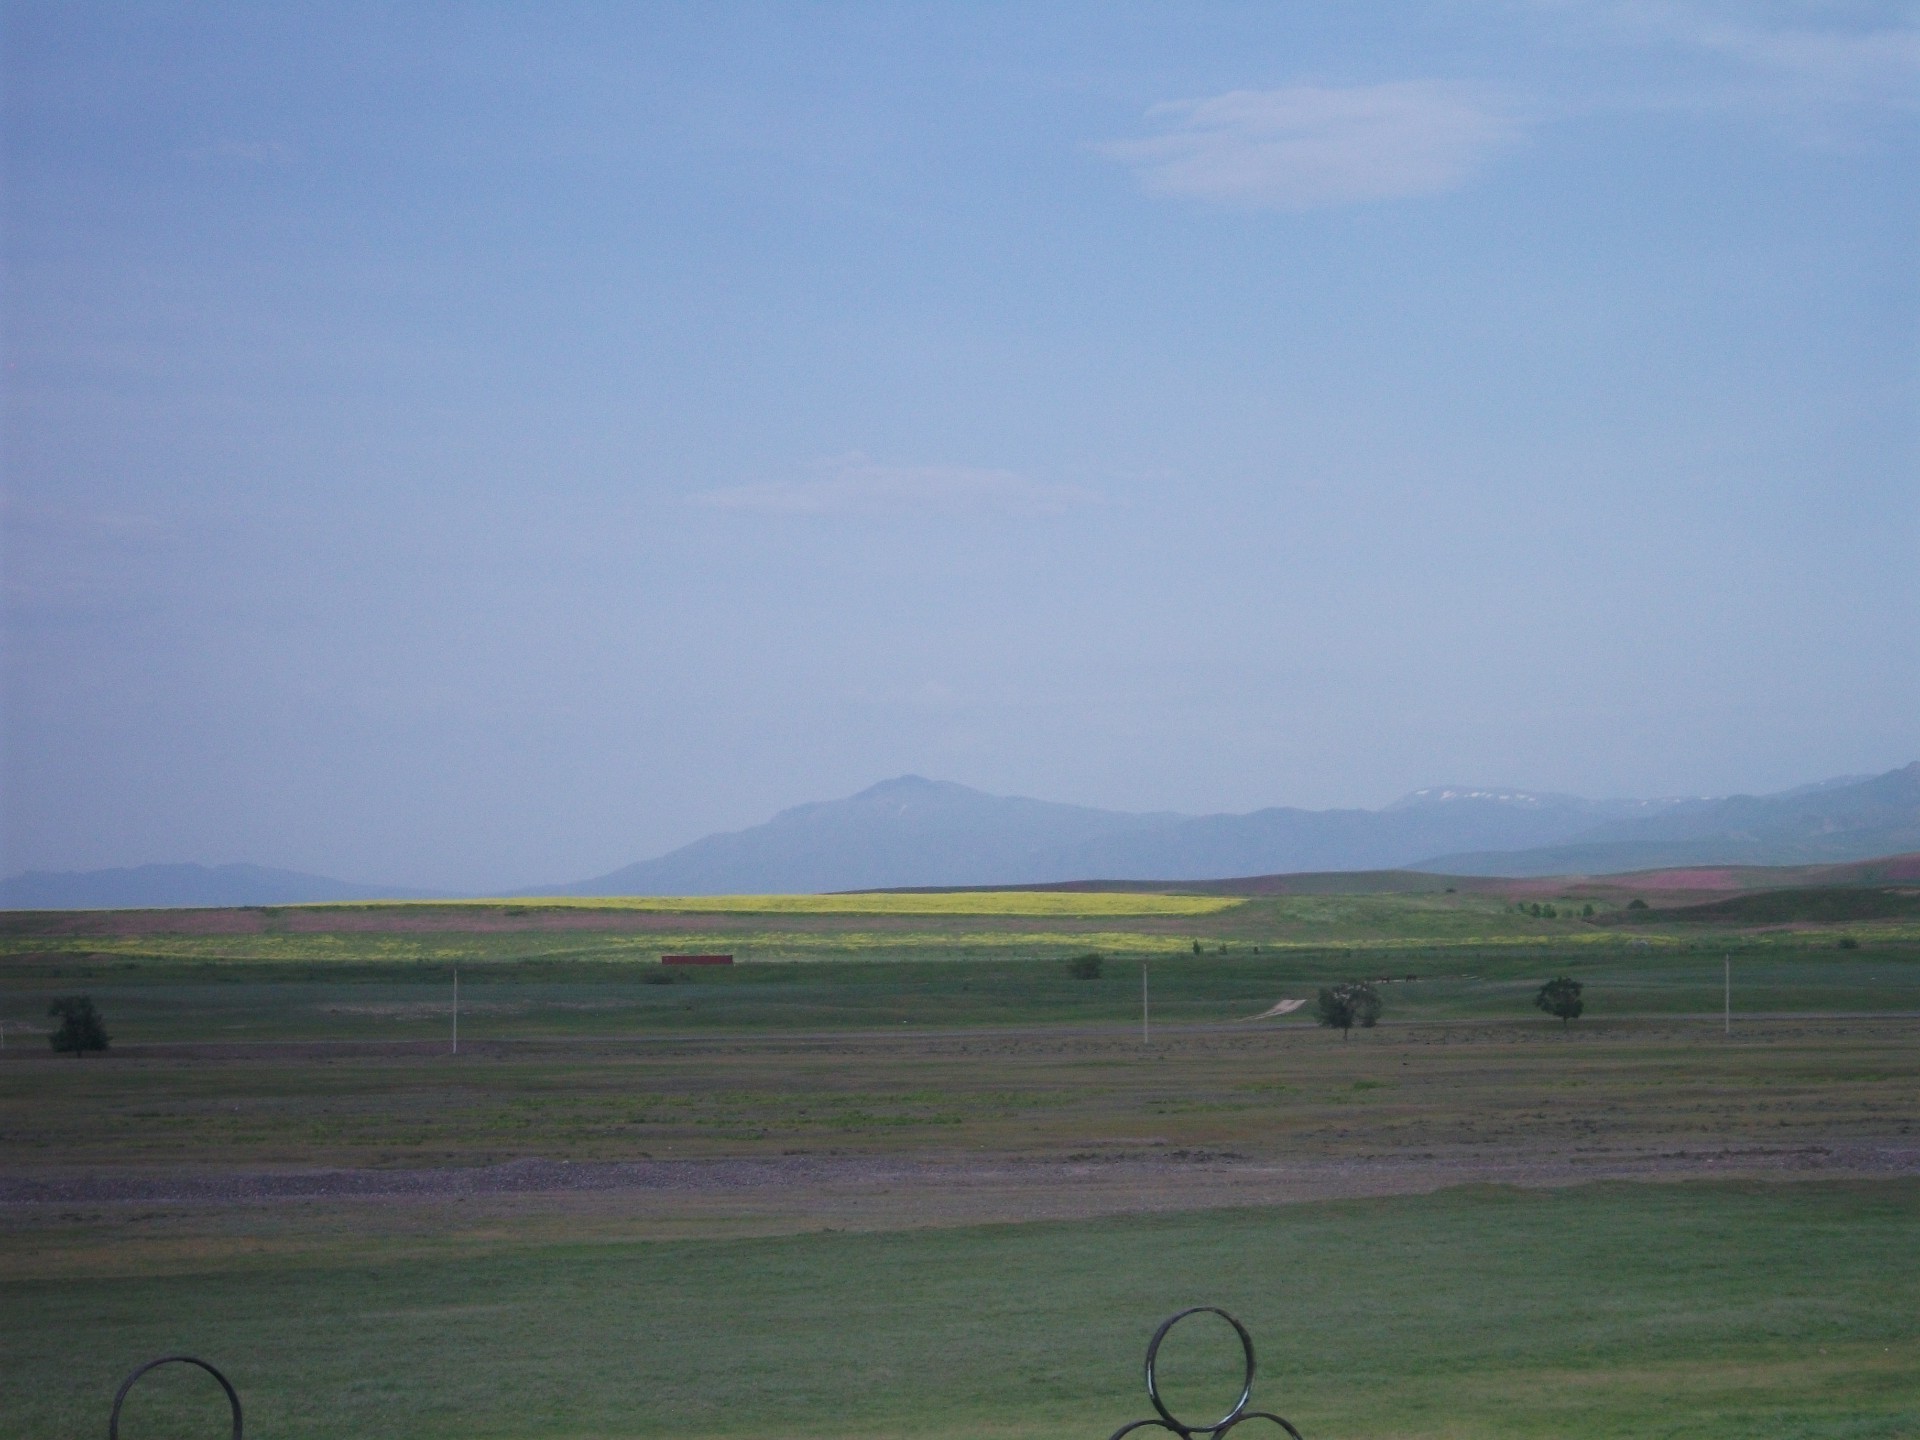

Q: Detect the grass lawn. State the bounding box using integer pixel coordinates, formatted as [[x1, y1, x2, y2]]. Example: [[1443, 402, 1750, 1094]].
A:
[[6, 1180, 1914, 1439]]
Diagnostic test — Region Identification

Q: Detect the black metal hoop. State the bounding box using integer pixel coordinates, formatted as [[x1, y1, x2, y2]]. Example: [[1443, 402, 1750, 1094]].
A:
[[108, 1355, 242, 1440], [1145, 1306, 1256, 1434], [1107, 1309, 1298, 1440]]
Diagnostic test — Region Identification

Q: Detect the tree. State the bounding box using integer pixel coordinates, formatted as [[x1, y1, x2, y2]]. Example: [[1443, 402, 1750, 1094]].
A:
[[1066, 952, 1104, 980], [48, 995, 109, 1055], [1534, 977, 1584, 1026], [1315, 981, 1382, 1039]]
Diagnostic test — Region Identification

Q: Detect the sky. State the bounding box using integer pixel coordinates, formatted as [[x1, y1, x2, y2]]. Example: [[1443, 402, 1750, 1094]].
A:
[[2, 1, 1916, 891]]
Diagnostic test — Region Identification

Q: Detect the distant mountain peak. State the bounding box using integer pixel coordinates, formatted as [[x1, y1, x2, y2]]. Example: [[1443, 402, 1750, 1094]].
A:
[[853, 774, 963, 798]]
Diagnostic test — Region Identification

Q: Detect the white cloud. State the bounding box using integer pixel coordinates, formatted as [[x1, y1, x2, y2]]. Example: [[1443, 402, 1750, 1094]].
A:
[[691, 455, 1101, 517], [1101, 82, 1518, 210]]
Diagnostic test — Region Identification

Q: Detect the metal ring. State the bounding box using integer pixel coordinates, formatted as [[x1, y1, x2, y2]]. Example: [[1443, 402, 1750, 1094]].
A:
[[1144, 1306, 1256, 1435], [108, 1356, 242, 1440]]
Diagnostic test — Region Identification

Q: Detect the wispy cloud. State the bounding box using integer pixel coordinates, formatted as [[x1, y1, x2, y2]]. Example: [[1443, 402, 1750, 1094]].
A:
[[1686, 19, 1919, 114], [691, 455, 1101, 517], [1101, 82, 1519, 210], [1560, 3, 1920, 117]]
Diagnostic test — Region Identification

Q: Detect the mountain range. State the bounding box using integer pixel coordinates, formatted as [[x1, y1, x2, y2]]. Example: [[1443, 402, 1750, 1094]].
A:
[[567, 764, 1920, 894], [6, 763, 1917, 907]]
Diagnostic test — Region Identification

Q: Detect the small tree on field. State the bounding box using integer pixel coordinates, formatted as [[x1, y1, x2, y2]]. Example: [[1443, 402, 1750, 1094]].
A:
[[48, 995, 109, 1055], [1534, 976, 1584, 1026], [1066, 953, 1104, 980], [1316, 981, 1382, 1039]]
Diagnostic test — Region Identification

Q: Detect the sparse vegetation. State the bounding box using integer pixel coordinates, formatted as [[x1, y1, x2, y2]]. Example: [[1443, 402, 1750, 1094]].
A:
[[1064, 952, 1104, 980]]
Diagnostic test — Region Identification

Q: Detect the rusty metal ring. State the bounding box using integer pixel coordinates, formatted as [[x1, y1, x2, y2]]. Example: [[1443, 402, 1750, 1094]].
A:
[[1144, 1306, 1256, 1435], [108, 1355, 242, 1440]]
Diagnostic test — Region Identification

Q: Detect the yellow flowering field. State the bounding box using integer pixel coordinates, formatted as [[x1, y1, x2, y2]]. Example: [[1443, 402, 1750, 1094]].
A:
[[316, 891, 1245, 918]]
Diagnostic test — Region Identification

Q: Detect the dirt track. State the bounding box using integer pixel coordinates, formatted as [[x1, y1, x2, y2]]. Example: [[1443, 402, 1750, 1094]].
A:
[[7, 1139, 1915, 1219]]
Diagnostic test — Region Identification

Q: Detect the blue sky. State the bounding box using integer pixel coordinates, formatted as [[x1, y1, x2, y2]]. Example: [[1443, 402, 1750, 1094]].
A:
[[3, 2, 1916, 889]]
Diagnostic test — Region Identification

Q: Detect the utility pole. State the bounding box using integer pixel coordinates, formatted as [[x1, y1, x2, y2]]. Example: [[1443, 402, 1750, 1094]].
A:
[[1141, 962, 1150, 1047], [452, 964, 460, 1056], [1723, 955, 1730, 1037]]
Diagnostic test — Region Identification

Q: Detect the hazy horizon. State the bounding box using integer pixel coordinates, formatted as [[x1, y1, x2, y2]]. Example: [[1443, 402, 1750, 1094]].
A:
[[4, 3, 1916, 891]]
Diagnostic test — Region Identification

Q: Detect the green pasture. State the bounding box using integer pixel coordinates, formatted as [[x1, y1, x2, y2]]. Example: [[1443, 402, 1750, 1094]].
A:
[[6, 1181, 1914, 1439], [2, 941, 1916, 1047]]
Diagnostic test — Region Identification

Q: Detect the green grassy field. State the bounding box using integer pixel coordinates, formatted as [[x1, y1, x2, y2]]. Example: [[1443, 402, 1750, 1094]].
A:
[[3, 896, 1917, 1437], [6, 1181, 1914, 1439], [5, 943, 1918, 1047]]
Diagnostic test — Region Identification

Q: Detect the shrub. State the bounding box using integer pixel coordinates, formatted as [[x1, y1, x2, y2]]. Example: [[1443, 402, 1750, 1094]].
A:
[[48, 995, 109, 1055], [1627, 898, 1649, 911], [1836, 936, 1860, 951], [1066, 953, 1104, 980]]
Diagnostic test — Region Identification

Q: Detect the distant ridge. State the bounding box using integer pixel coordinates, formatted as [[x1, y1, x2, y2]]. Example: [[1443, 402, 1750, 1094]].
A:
[[0, 863, 443, 910], [1417, 763, 1920, 876], [563, 764, 1920, 896], [12, 764, 1915, 906], [864, 851, 1920, 899]]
